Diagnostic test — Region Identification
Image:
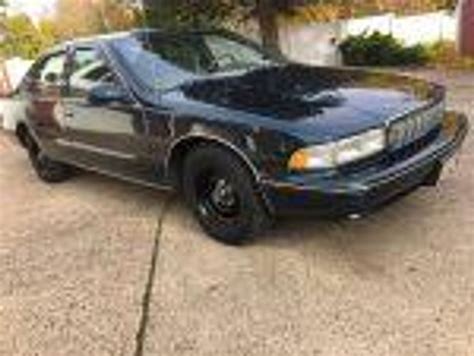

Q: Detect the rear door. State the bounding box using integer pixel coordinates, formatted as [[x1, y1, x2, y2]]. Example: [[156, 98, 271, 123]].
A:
[[58, 44, 157, 182], [23, 50, 69, 159]]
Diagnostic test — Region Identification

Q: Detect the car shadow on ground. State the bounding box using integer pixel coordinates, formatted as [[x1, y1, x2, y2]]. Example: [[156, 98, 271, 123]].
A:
[[71, 168, 446, 250], [252, 184, 457, 266]]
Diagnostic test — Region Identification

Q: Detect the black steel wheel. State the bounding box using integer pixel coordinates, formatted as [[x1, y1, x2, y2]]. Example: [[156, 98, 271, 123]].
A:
[[182, 145, 271, 245]]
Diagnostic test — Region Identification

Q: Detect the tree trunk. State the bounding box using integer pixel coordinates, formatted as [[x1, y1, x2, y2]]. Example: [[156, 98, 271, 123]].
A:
[[255, 0, 281, 55], [141, 0, 282, 53]]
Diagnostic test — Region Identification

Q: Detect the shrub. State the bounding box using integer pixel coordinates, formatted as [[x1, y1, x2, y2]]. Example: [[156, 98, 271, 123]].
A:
[[425, 41, 474, 69], [339, 32, 428, 67]]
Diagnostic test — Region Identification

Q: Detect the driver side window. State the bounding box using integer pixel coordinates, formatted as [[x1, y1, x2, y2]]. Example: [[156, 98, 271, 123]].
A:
[[69, 47, 118, 90]]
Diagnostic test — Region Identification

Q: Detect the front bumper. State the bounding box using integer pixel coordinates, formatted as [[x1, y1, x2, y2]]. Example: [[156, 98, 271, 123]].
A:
[[261, 112, 469, 217]]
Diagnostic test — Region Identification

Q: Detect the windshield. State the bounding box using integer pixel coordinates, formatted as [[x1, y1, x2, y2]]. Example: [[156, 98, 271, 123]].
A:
[[110, 31, 278, 91]]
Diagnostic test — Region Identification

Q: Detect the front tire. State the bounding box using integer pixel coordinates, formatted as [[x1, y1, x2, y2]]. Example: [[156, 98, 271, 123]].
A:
[[182, 146, 271, 245]]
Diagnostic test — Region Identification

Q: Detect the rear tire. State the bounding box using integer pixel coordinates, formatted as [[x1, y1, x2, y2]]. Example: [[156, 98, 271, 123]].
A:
[[24, 133, 72, 183], [182, 145, 271, 245]]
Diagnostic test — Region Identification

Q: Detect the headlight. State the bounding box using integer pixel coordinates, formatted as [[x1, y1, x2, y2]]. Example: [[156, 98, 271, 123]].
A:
[[288, 128, 386, 170]]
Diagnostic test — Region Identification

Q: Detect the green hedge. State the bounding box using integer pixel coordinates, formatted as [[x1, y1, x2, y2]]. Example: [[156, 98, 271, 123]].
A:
[[339, 32, 428, 67]]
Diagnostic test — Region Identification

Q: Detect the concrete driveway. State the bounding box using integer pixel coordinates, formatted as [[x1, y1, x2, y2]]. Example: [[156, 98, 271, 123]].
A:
[[0, 71, 473, 356]]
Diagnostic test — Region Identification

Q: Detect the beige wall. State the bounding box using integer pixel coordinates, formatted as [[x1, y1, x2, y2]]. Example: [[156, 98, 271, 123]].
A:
[[278, 11, 457, 66]]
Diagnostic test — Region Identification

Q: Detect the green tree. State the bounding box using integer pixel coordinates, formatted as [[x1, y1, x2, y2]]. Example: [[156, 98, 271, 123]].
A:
[[37, 19, 59, 52], [141, 0, 460, 53], [143, 0, 241, 28], [141, 0, 305, 54], [0, 14, 43, 58], [54, 0, 139, 40]]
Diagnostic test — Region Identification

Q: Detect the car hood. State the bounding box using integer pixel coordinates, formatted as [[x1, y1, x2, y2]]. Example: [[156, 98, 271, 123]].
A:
[[181, 64, 443, 139]]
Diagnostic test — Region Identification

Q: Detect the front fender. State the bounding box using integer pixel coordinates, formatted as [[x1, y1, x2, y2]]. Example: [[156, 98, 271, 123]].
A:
[[165, 120, 262, 182]]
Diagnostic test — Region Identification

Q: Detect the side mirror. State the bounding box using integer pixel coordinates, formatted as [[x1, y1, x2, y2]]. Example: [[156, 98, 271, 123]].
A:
[[44, 72, 59, 84], [88, 83, 128, 105]]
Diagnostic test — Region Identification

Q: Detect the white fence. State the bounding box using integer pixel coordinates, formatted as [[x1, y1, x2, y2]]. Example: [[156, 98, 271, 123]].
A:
[[279, 11, 458, 66]]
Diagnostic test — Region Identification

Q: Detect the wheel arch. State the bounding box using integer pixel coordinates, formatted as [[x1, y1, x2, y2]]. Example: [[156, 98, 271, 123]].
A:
[[166, 134, 261, 190]]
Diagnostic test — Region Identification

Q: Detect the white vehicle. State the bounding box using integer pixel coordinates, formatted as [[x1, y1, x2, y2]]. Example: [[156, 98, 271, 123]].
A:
[[0, 58, 33, 131]]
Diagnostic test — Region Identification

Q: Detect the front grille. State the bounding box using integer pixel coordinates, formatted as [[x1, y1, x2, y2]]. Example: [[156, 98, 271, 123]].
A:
[[336, 101, 445, 176], [388, 101, 445, 150]]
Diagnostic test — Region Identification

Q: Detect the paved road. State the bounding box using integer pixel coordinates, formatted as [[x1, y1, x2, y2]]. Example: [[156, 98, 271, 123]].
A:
[[0, 71, 473, 356], [0, 134, 169, 355]]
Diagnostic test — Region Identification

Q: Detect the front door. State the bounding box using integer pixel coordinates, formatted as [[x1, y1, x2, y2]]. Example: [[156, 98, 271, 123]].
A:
[[58, 45, 157, 182]]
